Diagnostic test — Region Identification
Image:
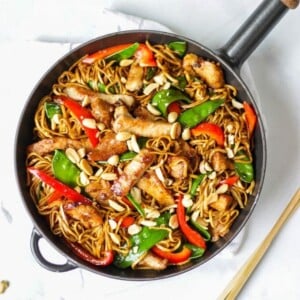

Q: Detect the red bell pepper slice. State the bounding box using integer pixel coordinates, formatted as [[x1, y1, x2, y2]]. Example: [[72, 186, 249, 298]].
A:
[[191, 122, 224, 146], [82, 43, 157, 67], [219, 175, 239, 186], [46, 190, 63, 204], [167, 101, 182, 114], [27, 167, 92, 205], [119, 216, 135, 228], [82, 43, 133, 64], [68, 242, 114, 266], [176, 195, 206, 249], [121, 196, 134, 208], [152, 245, 192, 264], [134, 44, 157, 67], [243, 101, 257, 137], [56, 95, 99, 147]]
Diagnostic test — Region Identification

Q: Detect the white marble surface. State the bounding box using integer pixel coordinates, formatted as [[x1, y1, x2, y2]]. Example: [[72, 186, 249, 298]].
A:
[[0, 0, 299, 299]]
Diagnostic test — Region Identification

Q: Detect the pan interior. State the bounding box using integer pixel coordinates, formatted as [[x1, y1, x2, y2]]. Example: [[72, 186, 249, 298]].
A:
[[15, 30, 266, 280]]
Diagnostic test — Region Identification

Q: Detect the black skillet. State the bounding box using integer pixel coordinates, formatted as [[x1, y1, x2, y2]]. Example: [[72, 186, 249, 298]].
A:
[[15, 0, 299, 280]]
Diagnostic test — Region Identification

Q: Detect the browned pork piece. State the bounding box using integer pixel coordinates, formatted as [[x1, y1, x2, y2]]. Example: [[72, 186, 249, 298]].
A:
[[87, 131, 127, 161], [210, 151, 234, 173], [167, 156, 189, 179], [63, 85, 115, 128], [111, 149, 156, 197], [136, 252, 168, 270], [63, 201, 103, 229], [27, 137, 88, 156], [183, 53, 224, 89], [85, 179, 113, 203], [64, 85, 135, 107], [133, 106, 157, 121], [137, 170, 175, 207], [125, 62, 144, 92], [209, 194, 233, 211], [27, 131, 127, 162], [178, 140, 197, 161], [90, 99, 114, 128], [113, 106, 181, 139]]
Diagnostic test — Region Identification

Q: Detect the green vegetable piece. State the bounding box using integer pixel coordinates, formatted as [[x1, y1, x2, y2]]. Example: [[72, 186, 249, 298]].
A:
[[185, 243, 205, 259], [87, 81, 106, 93], [190, 174, 205, 197], [119, 151, 137, 162], [52, 150, 81, 187], [137, 137, 148, 148], [114, 227, 168, 268], [145, 67, 157, 81], [87, 80, 96, 90], [234, 151, 254, 183], [155, 211, 171, 226], [178, 99, 224, 128], [97, 83, 106, 93], [189, 219, 211, 241], [176, 75, 188, 90], [106, 42, 139, 63], [168, 41, 187, 57], [127, 193, 145, 217], [44, 102, 62, 120], [151, 88, 191, 116]]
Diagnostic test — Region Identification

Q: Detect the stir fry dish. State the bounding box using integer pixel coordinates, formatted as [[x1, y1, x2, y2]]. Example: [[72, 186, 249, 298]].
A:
[[26, 40, 257, 270]]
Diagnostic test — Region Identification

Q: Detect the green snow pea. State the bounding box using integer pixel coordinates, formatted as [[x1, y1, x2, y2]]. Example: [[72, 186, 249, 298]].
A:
[[190, 174, 205, 197], [106, 42, 139, 63], [113, 227, 169, 269], [168, 41, 187, 57], [178, 99, 224, 128], [126, 192, 145, 217], [52, 150, 81, 187], [234, 151, 254, 183], [185, 243, 205, 259], [155, 211, 171, 226], [44, 102, 62, 120], [151, 88, 191, 116], [189, 219, 211, 241], [119, 151, 137, 162]]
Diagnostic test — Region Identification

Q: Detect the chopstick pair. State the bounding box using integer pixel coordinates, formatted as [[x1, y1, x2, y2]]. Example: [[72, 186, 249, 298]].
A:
[[218, 188, 300, 300]]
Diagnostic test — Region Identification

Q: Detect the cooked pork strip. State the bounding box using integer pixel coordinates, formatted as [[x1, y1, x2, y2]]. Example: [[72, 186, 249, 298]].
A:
[[27, 131, 127, 162], [183, 53, 224, 89], [137, 171, 175, 207], [64, 85, 135, 107], [63, 201, 103, 229], [167, 156, 189, 179], [125, 62, 144, 92], [87, 131, 128, 161], [210, 151, 234, 173], [85, 180, 113, 203], [113, 106, 181, 138], [111, 148, 156, 197], [27, 137, 88, 156], [90, 99, 114, 128], [63, 86, 114, 127]]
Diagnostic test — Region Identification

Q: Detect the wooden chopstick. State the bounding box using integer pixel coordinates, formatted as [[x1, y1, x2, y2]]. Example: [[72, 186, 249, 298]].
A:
[[218, 188, 300, 300]]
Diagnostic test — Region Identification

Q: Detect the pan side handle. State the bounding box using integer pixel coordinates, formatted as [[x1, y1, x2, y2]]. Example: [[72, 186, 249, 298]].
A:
[[216, 0, 298, 71], [30, 228, 78, 272]]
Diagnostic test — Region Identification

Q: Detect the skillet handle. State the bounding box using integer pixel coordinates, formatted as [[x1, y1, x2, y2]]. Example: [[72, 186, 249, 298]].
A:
[[30, 228, 77, 272], [216, 0, 298, 71]]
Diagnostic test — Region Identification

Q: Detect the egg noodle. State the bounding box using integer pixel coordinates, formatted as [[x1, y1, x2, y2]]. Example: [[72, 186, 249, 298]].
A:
[[26, 40, 255, 270]]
